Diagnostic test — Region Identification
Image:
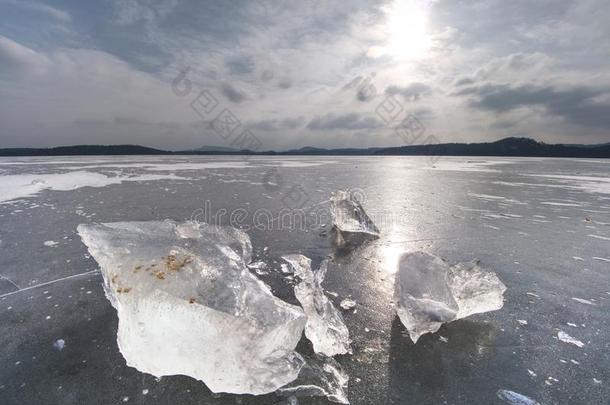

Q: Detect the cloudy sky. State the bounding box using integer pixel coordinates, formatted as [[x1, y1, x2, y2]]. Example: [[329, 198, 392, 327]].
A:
[[1, 0, 609, 150]]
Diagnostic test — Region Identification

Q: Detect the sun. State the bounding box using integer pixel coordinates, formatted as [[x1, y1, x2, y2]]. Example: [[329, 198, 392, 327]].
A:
[[368, 0, 432, 60]]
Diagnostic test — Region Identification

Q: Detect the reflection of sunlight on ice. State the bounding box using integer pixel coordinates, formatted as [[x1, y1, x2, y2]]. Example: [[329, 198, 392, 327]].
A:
[[380, 226, 408, 274]]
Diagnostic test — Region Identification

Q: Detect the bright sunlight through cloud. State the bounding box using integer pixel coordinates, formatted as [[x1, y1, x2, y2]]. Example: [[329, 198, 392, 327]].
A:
[[368, 0, 432, 60]]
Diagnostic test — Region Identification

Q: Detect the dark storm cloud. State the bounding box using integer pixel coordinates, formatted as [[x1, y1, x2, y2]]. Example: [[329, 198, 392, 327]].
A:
[[224, 54, 255, 75], [277, 78, 292, 89], [307, 113, 383, 131], [385, 83, 431, 101], [250, 116, 305, 131], [462, 83, 610, 128], [221, 83, 246, 103], [454, 77, 475, 86]]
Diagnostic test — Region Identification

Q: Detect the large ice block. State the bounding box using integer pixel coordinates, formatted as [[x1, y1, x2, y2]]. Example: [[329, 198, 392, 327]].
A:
[[394, 251, 506, 343], [330, 190, 379, 244], [77, 220, 306, 395], [283, 254, 351, 356]]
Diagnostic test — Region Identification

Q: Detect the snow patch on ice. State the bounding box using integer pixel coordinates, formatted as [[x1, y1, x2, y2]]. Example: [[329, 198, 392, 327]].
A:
[[557, 331, 585, 348], [571, 297, 596, 306], [0, 171, 187, 203], [588, 234, 610, 241], [497, 389, 540, 405], [529, 174, 610, 195]]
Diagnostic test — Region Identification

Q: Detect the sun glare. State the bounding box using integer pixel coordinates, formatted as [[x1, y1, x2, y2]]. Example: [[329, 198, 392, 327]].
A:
[[369, 0, 432, 60]]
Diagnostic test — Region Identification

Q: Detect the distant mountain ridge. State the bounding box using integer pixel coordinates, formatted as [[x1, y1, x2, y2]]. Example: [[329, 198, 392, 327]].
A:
[[1, 138, 609, 158], [0, 144, 166, 156]]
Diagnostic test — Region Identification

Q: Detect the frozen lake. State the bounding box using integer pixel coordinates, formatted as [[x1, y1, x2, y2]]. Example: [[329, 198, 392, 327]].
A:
[[0, 155, 609, 404]]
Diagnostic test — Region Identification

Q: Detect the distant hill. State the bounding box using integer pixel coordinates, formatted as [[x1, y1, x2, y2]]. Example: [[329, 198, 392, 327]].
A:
[[1, 138, 609, 158], [188, 145, 241, 153], [0, 144, 167, 156], [372, 137, 610, 158]]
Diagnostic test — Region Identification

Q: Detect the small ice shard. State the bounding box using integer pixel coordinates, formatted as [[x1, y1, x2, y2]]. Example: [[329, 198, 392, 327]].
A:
[[557, 331, 585, 348], [496, 389, 540, 405], [284, 255, 351, 356], [278, 355, 349, 404], [44, 240, 58, 247], [330, 190, 379, 245], [53, 339, 65, 351], [394, 252, 506, 343], [517, 319, 528, 326], [78, 220, 306, 395], [339, 298, 356, 310], [282, 254, 311, 275], [247, 260, 268, 275]]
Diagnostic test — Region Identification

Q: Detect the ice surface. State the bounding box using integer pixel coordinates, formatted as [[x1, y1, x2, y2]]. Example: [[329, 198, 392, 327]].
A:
[[283, 255, 351, 356], [557, 331, 585, 348], [77, 220, 306, 395], [496, 389, 540, 405], [278, 355, 349, 404], [330, 190, 379, 243], [394, 252, 506, 343]]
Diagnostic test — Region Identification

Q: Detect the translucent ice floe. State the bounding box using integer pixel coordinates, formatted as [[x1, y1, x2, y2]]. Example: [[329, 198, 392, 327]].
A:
[[330, 190, 379, 244], [278, 355, 349, 404], [497, 389, 540, 405], [394, 252, 506, 343], [78, 220, 306, 395], [557, 331, 585, 348], [283, 255, 351, 356]]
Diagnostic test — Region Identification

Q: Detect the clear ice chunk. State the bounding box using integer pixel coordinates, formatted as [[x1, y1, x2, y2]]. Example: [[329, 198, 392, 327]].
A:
[[394, 251, 506, 343], [330, 190, 379, 244], [283, 255, 351, 356], [278, 355, 349, 404], [77, 220, 306, 395]]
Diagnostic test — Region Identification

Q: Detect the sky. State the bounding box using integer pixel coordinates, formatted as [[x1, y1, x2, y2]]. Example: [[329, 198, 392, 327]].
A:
[[0, 0, 609, 150]]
